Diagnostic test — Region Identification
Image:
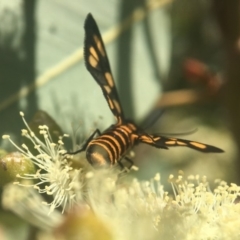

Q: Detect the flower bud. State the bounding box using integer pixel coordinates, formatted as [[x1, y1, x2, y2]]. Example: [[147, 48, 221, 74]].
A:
[[55, 206, 113, 240], [0, 152, 35, 186]]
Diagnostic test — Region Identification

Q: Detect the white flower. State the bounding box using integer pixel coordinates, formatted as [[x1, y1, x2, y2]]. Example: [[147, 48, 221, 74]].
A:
[[2, 112, 240, 239], [79, 171, 240, 240], [2, 112, 84, 213], [167, 173, 240, 240]]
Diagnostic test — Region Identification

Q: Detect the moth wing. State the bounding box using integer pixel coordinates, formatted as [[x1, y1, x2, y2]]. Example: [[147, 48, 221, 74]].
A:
[[84, 13, 124, 125], [139, 134, 224, 153]]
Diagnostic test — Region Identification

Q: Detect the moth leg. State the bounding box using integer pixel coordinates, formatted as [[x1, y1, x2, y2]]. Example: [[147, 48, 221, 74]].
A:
[[117, 161, 125, 170], [118, 156, 134, 171], [124, 156, 134, 169], [67, 129, 101, 155]]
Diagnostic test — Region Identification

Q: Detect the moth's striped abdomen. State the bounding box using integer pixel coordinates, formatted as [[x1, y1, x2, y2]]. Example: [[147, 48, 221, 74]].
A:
[[85, 123, 138, 167]]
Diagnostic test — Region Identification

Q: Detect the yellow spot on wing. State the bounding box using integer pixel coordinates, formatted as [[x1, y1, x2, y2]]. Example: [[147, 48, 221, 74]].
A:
[[190, 142, 206, 149], [104, 85, 111, 94], [89, 47, 99, 60], [166, 140, 176, 145], [94, 35, 105, 56], [140, 135, 153, 143], [107, 96, 114, 109], [89, 55, 98, 68], [113, 99, 121, 114], [105, 72, 114, 87], [177, 141, 187, 146]]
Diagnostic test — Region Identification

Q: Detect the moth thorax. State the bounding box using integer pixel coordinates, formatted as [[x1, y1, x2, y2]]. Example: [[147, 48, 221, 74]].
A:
[[86, 143, 112, 167]]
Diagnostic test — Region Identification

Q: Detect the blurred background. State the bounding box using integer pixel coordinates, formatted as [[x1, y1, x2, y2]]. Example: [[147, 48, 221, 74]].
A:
[[0, 0, 240, 238]]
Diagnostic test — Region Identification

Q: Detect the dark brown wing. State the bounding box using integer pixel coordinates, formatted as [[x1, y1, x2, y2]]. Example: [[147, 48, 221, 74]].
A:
[[84, 13, 124, 125], [139, 133, 224, 153]]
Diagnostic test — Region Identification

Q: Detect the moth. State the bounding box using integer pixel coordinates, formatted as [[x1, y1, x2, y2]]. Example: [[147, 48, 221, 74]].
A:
[[70, 13, 223, 168]]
